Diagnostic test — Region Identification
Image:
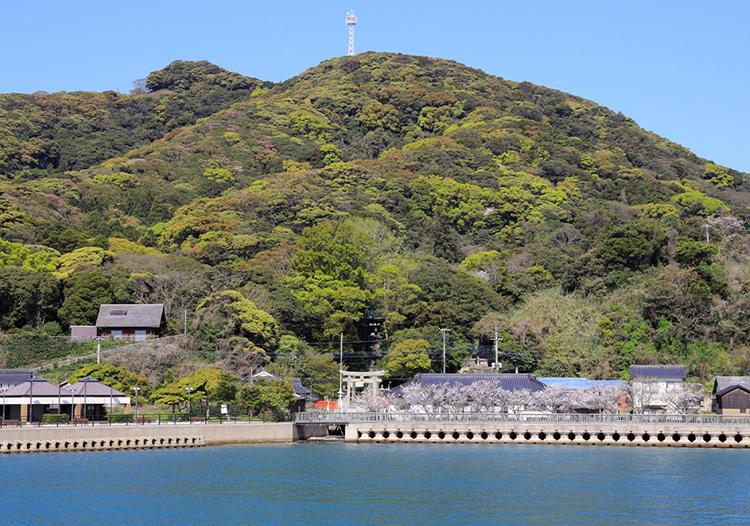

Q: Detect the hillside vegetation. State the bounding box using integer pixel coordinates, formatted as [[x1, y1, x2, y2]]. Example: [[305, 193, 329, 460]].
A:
[[1, 52, 749, 389]]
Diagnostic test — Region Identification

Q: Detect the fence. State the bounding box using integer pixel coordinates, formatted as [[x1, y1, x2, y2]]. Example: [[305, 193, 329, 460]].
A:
[[0, 412, 289, 429], [294, 411, 750, 426], [31, 335, 187, 373]]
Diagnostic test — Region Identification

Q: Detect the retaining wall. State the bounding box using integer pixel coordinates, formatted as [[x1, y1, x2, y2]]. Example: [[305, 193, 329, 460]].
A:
[[346, 422, 750, 448], [0, 422, 318, 454]]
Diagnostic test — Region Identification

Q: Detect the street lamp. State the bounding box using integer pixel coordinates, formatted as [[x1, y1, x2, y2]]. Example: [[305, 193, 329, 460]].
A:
[[440, 328, 451, 374], [95, 336, 104, 364], [185, 386, 194, 417], [132, 386, 141, 422]]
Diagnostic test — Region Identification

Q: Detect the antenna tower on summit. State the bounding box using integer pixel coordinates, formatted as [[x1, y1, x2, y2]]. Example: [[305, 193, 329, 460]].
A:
[[346, 10, 358, 56]]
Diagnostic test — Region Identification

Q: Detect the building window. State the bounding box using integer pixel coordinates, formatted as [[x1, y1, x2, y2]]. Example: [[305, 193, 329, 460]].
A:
[[111, 310, 127, 316], [111, 330, 123, 340], [135, 330, 146, 342]]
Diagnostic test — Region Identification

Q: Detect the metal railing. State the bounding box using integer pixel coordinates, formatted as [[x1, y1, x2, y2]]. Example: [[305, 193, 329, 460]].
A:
[[0, 412, 290, 428], [294, 411, 750, 426]]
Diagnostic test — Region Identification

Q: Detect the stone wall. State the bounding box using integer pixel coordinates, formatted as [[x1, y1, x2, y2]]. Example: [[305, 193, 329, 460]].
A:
[[0, 422, 312, 454], [346, 421, 750, 448]]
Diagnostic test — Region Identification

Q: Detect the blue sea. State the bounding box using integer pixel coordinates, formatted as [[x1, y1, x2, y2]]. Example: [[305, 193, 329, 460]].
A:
[[1, 442, 749, 525]]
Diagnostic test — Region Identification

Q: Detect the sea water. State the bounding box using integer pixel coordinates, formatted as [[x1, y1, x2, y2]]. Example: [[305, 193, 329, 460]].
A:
[[1, 442, 749, 525]]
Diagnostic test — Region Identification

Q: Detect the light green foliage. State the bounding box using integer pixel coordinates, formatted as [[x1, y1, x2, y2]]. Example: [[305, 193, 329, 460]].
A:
[[671, 191, 727, 216], [106, 237, 162, 255], [203, 167, 234, 183], [703, 162, 733, 188], [385, 338, 432, 379], [56, 247, 114, 278], [0, 197, 29, 231], [68, 363, 151, 399], [193, 290, 278, 352], [461, 250, 501, 271], [0, 240, 59, 272], [633, 203, 680, 219], [320, 144, 344, 166], [224, 131, 241, 144]]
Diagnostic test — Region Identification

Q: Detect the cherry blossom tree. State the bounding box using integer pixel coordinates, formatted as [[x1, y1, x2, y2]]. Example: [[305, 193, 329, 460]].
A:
[[665, 383, 703, 414], [351, 387, 388, 412]]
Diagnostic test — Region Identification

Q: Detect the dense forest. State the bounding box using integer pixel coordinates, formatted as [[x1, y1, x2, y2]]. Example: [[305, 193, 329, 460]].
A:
[[2, 53, 749, 398]]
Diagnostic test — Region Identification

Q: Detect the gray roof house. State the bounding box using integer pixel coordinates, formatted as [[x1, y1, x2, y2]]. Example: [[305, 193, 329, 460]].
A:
[[629, 365, 686, 380], [96, 304, 166, 341], [392, 373, 547, 396], [0, 369, 32, 391], [628, 365, 688, 414]]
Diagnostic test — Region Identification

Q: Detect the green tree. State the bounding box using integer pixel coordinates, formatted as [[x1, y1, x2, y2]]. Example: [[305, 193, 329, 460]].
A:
[[192, 290, 278, 353], [237, 379, 295, 420], [58, 270, 115, 327], [385, 338, 432, 379], [0, 268, 61, 330]]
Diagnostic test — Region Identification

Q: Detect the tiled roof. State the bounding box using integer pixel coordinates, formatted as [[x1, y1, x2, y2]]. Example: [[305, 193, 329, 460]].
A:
[[714, 376, 750, 396], [0, 369, 32, 386], [68, 377, 126, 397], [539, 378, 626, 390], [629, 365, 686, 379], [392, 373, 546, 397], [2, 377, 71, 397], [96, 304, 164, 328], [292, 378, 318, 401]]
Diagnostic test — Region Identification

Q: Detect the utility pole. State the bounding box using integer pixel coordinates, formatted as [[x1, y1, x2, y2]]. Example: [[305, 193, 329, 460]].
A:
[[440, 328, 451, 374], [338, 333, 343, 409], [493, 326, 501, 373], [95, 336, 103, 364]]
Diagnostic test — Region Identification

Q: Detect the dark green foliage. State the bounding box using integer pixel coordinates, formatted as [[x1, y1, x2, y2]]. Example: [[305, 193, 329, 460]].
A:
[[58, 270, 115, 327], [0, 268, 60, 330]]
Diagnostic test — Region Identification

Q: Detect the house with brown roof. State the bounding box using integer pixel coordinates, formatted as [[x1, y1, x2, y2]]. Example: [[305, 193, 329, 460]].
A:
[[713, 377, 750, 415], [96, 304, 166, 341]]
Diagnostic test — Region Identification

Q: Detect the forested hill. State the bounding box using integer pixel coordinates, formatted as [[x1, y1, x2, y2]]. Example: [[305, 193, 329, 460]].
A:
[[1, 52, 749, 382]]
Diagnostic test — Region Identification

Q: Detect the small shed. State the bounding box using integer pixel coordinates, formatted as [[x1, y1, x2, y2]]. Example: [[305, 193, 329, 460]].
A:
[[96, 304, 166, 341], [713, 377, 750, 415]]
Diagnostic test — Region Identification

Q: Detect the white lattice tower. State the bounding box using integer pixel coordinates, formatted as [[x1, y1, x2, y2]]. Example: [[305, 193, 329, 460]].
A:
[[346, 11, 357, 56]]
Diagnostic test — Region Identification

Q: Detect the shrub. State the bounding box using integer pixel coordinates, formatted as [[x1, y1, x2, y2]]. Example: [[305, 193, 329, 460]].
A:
[[42, 414, 70, 425], [107, 413, 133, 424]]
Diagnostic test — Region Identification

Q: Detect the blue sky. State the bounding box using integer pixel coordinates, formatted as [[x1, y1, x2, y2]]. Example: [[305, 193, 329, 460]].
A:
[[2, 1, 748, 172]]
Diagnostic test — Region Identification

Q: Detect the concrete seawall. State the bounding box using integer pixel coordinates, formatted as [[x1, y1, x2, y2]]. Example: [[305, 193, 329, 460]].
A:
[[0, 422, 328, 454], [346, 422, 750, 448]]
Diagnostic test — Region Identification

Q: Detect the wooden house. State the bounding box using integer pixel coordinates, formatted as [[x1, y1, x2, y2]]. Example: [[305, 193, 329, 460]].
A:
[[96, 304, 166, 341], [713, 377, 750, 415]]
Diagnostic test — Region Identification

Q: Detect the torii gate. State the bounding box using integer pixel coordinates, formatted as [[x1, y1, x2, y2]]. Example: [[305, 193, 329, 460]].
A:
[[342, 370, 385, 407]]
